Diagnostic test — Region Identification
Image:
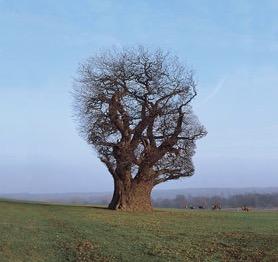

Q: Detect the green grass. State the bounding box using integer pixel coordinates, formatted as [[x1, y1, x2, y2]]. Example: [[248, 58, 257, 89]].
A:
[[0, 200, 277, 261]]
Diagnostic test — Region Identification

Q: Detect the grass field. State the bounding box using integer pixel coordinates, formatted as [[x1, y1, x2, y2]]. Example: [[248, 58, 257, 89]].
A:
[[0, 200, 277, 261]]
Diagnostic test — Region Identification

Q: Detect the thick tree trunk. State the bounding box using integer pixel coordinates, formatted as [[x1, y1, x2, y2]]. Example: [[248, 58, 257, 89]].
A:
[[108, 177, 153, 211]]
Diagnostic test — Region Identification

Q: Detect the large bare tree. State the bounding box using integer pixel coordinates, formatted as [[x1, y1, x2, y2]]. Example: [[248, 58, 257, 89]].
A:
[[73, 47, 206, 211]]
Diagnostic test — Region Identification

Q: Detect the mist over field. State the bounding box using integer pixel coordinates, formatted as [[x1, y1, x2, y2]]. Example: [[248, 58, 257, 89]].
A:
[[2, 187, 278, 208]]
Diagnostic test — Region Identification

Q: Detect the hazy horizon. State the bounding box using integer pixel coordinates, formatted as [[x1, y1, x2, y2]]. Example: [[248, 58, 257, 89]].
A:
[[1, 1, 278, 194], [2, 186, 278, 195]]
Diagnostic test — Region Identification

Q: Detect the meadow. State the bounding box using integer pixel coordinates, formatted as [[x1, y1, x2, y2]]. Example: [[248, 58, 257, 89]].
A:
[[0, 200, 277, 261]]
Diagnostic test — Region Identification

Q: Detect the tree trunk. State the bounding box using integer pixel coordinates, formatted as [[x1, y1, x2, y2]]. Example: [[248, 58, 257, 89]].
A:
[[108, 177, 153, 211]]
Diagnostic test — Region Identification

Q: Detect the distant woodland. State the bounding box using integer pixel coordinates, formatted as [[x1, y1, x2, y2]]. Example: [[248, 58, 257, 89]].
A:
[[152, 193, 278, 209], [2, 192, 277, 209]]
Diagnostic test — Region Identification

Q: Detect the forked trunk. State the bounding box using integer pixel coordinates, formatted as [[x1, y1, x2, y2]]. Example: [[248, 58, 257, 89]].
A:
[[108, 177, 153, 211]]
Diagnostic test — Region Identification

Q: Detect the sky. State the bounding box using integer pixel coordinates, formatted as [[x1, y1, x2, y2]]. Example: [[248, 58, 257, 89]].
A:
[[0, 0, 277, 193]]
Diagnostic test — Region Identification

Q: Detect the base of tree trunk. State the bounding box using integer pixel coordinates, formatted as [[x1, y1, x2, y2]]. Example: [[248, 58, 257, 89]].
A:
[[108, 179, 153, 212], [108, 199, 153, 212]]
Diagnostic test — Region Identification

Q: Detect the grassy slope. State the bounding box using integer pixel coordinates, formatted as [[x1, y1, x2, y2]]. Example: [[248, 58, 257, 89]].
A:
[[0, 200, 277, 261]]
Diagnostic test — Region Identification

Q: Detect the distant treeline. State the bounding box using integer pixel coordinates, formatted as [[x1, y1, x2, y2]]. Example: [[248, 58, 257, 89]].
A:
[[152, 193, 278, 209]]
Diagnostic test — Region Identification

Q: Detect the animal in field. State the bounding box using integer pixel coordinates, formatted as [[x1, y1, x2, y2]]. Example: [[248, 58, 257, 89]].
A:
[[198, 206, 204, 209], [212, 204, 221, 210], [241, 205, 249, 212]]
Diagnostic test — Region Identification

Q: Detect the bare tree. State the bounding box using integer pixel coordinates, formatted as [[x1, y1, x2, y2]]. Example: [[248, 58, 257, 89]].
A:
[[73, 47, 206, 211]]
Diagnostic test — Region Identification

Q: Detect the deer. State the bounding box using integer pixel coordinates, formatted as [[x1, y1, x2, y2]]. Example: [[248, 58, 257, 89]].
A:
[[241, 205, 249, 212], [212, 203, 221, 210]]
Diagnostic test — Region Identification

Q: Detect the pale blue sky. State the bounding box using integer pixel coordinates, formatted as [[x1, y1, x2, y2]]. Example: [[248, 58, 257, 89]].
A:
[[0, 0, 277, 193]]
